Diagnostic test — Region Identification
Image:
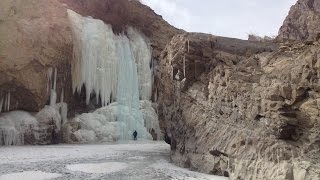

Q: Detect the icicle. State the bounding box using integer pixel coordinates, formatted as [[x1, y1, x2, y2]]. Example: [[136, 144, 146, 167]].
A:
[[50, 90, 57, 106], [47, 67, 53, 94], [60, 88, 64, 103], [53, 68, 57, 91], [4, 93, 7, 112], [59, 103, 68, 124], [0, 96, 3, 113], [49, 68, 58, 106], [7, 92, 10, 112]]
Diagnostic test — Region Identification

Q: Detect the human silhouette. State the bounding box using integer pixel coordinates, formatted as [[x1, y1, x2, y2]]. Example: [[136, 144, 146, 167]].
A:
[[133, 130, 137, 140]]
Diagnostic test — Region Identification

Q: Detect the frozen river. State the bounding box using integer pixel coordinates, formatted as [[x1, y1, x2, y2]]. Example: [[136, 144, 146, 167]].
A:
[[0, 141, 227, 180]]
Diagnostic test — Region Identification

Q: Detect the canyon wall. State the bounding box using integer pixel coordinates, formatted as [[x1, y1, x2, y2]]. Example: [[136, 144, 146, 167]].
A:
[[156, 33, 320, 179]]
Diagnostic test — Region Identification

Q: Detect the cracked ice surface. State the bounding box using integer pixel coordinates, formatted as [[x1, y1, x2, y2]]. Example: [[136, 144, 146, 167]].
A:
[[0, 141, 227, 180]]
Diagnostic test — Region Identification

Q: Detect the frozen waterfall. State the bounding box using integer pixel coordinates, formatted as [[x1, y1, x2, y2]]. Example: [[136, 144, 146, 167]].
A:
[[67, 10, 161, 141]]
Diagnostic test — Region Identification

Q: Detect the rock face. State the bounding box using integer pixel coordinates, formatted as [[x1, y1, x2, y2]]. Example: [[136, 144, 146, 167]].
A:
[[0, 0, 73, 112], [278, 0, 320, 41], [156, 33, 320, 179]]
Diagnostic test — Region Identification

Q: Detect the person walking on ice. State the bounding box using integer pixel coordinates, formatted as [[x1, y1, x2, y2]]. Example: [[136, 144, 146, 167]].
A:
[[133, 130, 138, 140]]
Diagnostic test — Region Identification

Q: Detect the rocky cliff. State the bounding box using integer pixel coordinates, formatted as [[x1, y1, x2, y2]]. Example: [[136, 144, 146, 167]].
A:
[[156, 33, 320, 179], [278, 0, 320, 41]]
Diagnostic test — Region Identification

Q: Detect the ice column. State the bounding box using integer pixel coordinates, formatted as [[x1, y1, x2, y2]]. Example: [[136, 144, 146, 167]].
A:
[[127, 27, 153, 100], [116, 35, 146, 139]]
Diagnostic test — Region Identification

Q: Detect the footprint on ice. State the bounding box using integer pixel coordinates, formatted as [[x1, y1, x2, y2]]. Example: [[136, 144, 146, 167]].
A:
[[0, 171, 62, 180], [66, 162, 128, 174]]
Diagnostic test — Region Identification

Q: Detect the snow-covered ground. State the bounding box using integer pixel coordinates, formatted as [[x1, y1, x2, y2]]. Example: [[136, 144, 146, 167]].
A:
[[0, 141, 228, 180]]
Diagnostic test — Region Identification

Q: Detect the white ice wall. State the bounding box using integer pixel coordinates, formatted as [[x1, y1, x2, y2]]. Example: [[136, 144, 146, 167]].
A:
[[68, 10, 118, 106]]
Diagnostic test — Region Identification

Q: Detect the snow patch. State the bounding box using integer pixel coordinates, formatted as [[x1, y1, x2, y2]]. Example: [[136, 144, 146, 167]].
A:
[[66, 162, 128, 174], [0, 171, 61, 180]]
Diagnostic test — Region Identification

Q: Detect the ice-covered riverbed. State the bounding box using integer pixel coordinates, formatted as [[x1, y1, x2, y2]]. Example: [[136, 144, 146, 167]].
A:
[[0, 141, 227, 180]]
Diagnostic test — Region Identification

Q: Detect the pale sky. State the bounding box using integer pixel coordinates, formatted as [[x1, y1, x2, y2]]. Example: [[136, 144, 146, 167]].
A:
[[140, 0, 298, 40]]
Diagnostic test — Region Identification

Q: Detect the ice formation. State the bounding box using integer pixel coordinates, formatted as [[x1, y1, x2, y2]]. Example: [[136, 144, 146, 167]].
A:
[[68, 10, 118, 106], [0, 54, 68, 146], [140, 100, 161, 140], [115, 35, 147, 139], [0, 111, 39, 145], [68, 10, 153, 105], [127, 27, 153, 100], [45, 67, 68, 127], [0, 92, 11, 113], [0, 92, 40, 146], [36, 105, 62, 133], [67, 9, 161, 141], [72, 101, 161, 142], [48, 67, 58, 106]]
